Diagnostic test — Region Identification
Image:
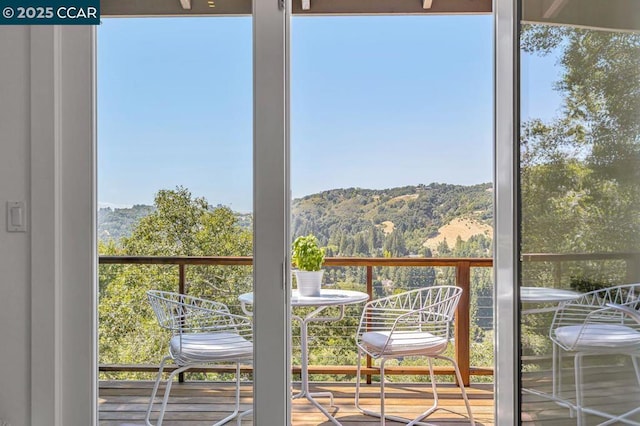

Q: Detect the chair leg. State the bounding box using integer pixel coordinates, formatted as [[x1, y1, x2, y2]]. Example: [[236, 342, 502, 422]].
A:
[[356, 354, 463, 426], [406, 358, 439, 426], [632, 355, 640, 388], [589, 355, 640, 426], [574, 353, 585, 426], [452, 357, 476, 426], [414, 355, 475, 426], [145, 355, 172, 426], [354, 350, 386, 423], [213, 363, 242, 426], [355, 355, 408, 425], [236, 408, 253, 425], [559, 346, 566, 406], [156, 364, 192, 426], [379, 359, 386, 426], [428, 358, 438, 409], [552, 345, 576, 418], [149, 361, 249, 426], [552, 344, 559, 398], [453, 358, 476, 426]]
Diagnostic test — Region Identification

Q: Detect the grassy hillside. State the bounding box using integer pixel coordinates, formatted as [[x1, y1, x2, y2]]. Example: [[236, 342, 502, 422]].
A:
[[292, 182, 493, 256], [99, 182, 493, 257], [98, 205, 155, 242]]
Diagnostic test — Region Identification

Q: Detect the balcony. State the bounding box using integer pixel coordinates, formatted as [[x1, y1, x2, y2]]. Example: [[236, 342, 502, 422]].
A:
[[98, 252, 640, 425], [98, 255, 493, 424]]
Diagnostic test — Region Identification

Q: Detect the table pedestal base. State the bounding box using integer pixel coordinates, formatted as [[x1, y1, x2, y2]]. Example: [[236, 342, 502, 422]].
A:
[[292, 388, 339, 425], [294, 310, 344, 425]]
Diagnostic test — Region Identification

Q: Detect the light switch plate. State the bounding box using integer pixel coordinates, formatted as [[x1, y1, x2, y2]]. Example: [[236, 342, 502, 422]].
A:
[[7, 201, 27, 232]]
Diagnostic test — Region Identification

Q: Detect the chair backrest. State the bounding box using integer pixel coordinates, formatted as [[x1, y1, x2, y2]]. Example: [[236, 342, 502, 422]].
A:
[[575, 283, 640, 307], [146, 290, 244, 334], [550, 283, 640, 349], [360, 285, 462, 339]]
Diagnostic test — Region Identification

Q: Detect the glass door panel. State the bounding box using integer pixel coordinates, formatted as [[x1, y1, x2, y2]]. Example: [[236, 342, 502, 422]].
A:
[[97, 15, 259, 424], [519, 1, 640, 423], [291, 14, 493, 425]]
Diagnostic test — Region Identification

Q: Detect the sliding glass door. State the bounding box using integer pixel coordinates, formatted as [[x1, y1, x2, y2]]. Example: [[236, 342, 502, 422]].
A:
[[57, 0, 640, 423], [96, 1, 290, 424], [518, 0, 640, 424]]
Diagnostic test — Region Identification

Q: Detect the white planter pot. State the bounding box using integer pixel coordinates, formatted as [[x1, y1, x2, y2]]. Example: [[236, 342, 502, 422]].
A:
[[294, 270, 324, 297]]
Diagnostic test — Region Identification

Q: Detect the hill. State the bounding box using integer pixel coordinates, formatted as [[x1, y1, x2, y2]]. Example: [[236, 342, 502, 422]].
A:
[[98, 204, 252, 243], [423, 217, 493, 252], [291, 182, 493, 256], [98, 204, 155, 242], [98, 183, 494, 256]]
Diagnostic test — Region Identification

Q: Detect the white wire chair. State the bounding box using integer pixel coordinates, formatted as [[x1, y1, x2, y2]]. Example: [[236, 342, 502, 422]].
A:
[[355, 285, 475, 426], [145, 290, 253, 426], [550, 283, 640, 426]]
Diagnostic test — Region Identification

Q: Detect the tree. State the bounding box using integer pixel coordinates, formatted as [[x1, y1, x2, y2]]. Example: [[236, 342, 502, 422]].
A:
[[99, 187, 252, 375], [99, 184, 498, 379], [520, 25, 640, 256], [519, 25, 640, 363]]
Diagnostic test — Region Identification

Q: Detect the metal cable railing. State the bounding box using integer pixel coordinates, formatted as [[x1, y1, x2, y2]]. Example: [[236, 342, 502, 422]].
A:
[[99, 255, 494, 385]]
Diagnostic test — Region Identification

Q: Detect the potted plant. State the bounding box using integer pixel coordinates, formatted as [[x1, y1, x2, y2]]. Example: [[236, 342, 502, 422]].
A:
[[291, 234, 326, 297]]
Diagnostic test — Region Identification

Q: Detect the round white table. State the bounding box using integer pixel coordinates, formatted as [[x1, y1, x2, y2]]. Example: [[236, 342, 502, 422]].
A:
[[520, 287, 581, 314], [239, 289, 369, 425]]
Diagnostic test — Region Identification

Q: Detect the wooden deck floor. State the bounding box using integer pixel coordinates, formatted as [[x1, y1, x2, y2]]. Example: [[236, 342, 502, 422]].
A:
[[521, 366, 640, 426], [99, 380, 494, 425]]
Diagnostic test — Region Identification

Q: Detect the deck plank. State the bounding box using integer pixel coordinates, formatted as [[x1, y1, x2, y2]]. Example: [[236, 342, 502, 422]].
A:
[[99, 381, 493, 425], [521, 366, 640, 425], [99, 366, 640, 425]]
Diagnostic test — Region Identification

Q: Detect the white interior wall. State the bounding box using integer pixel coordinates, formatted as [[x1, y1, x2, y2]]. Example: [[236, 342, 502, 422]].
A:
[[0, 26, 32, 426], [0, 26, 95, 426]]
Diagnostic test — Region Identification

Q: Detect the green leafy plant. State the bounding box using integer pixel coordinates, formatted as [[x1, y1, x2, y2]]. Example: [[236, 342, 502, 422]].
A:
[[569, 275, 610, 293], [292, 234, 325, 271]]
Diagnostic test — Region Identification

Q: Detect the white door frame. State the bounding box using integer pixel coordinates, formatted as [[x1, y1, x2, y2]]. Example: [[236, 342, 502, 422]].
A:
[[494, 0, 520, 423], [30, 3, 291, 423], [253, 0, 292, 423], [32, 2, 521, 423], [30, 25, 97, 426]]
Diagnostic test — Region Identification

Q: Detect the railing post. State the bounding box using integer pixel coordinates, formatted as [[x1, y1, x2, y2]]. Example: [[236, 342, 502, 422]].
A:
[[366, 265, 373, 385], [626, 256, 640, 283], [179, 263, 186, 295], [179, 263, 186, 383], [553, 261, 562, 288], [455, 261, 471, 387]]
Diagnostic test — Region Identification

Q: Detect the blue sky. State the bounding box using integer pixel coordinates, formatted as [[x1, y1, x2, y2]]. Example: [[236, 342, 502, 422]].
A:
[[98, 16, 560, 212]]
